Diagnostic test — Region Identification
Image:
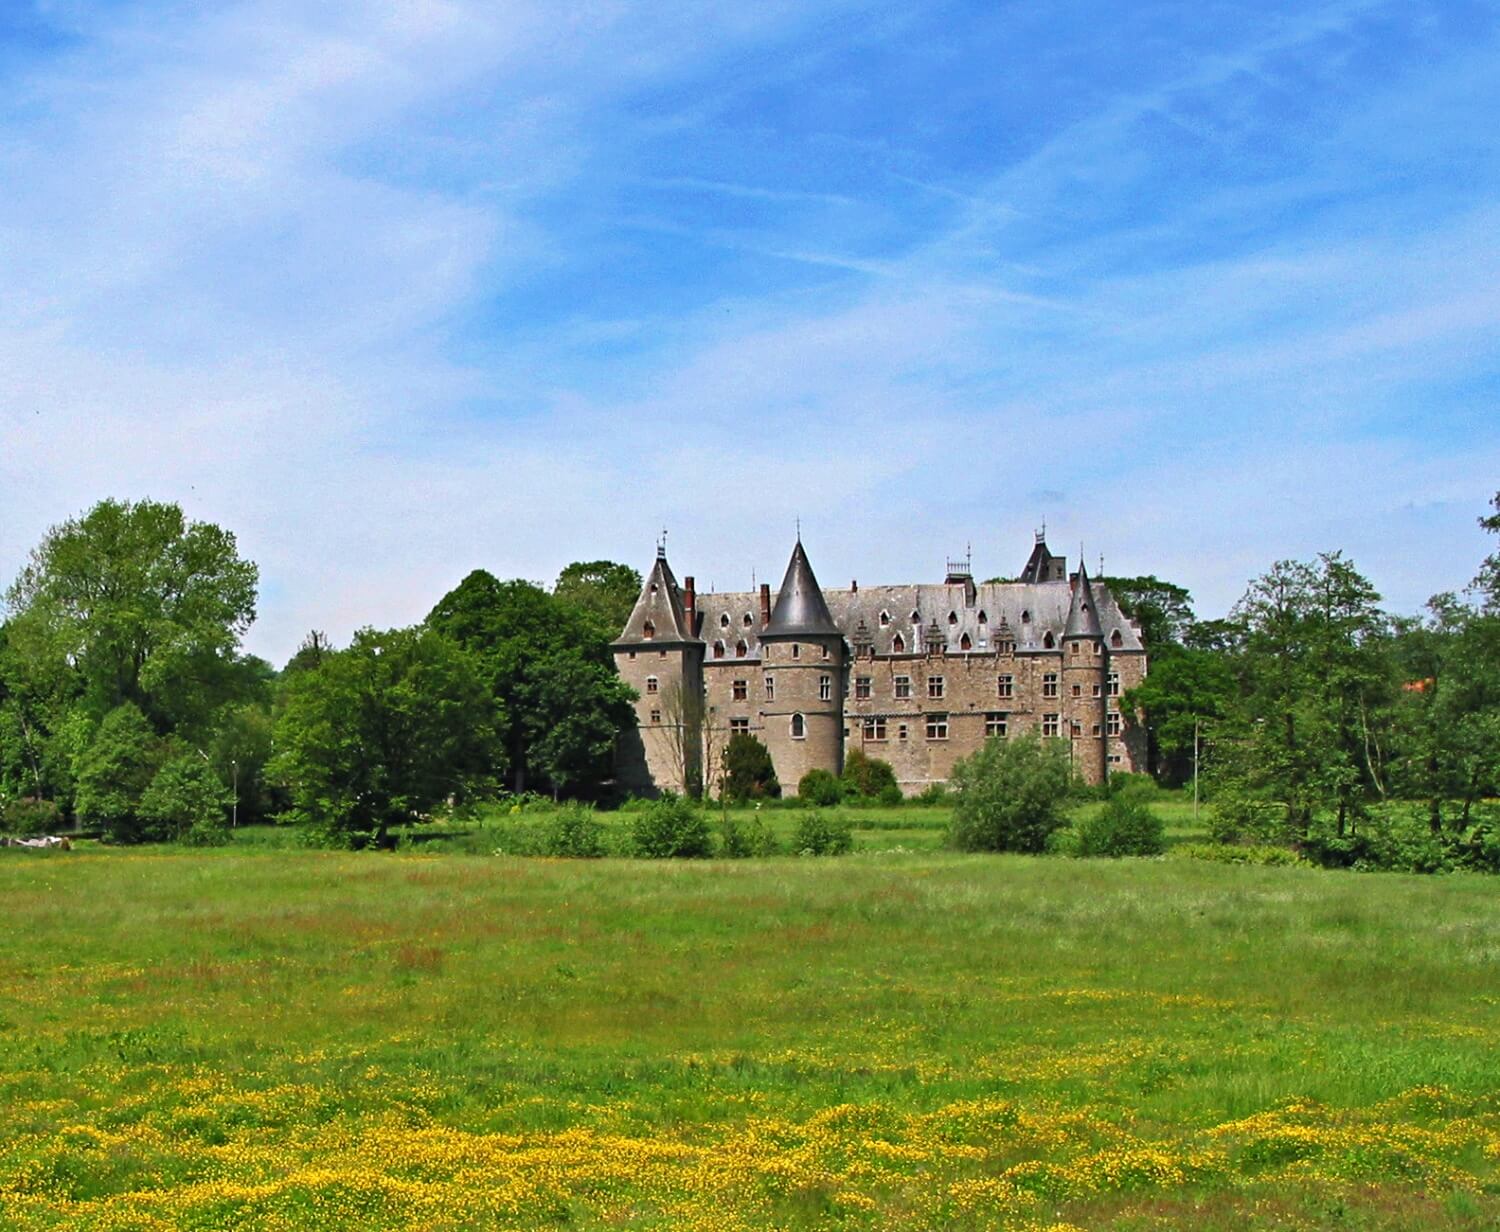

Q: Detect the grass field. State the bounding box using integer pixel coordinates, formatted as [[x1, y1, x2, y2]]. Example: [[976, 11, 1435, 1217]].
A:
[[3, 824, 1499, 1229]]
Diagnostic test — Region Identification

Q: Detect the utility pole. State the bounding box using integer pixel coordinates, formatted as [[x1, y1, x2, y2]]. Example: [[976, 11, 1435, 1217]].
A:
[[232, 759, 239, 829], [1193, 719, 1200, 827]]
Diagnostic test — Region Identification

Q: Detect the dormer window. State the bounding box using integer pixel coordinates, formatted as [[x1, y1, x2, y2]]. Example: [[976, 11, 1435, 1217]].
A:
[[910, 610, 920, 623], [1043, 631, 1056, 649], [879, 610, 890, 627], [977, 610, 988, 624], [735, 639, 748, 658], [960, 632, 972, 651], [743, 613, 753, 626], [643, 620, 656, 639], [892, 633, 905, 653], [720, 613, 730, 628], [948, 611, 958, 625], [1111, 629, 1124, 648], [713, 639, 725, 659], [1021, 610, 1031, 623]]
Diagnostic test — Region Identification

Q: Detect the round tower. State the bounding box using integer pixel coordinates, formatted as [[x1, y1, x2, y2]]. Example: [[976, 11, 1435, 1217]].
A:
[[1061, 561, 1108, 785], [758, 539, 845, 790]]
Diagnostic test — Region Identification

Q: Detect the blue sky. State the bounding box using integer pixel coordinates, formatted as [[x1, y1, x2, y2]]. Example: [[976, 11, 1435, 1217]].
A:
[[1, 0, 1497, 663]]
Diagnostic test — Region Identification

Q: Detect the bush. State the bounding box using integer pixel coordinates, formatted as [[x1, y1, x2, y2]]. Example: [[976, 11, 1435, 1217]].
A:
[[541, 805, 606, 858], [914, 782, 949, 806], [1172, 842, 1304, 867], [719, 810, 779, 858], [841, 750, 897, 800], [1073, 796, 1165, 858], [798, 769, 844, 806], [630, 793, 713, 858], [140, 753, 230, 844], [948, 733, 1074, 853], [793, 809, 853, 856], [721, 733, 780, 802], [1104, 772, 1158, 800], [2, 797, 62, 836], [1205, 792, 1283, 845]]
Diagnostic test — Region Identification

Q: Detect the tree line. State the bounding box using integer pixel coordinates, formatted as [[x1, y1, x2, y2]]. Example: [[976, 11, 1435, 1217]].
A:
[[0, 499, 641, 847]]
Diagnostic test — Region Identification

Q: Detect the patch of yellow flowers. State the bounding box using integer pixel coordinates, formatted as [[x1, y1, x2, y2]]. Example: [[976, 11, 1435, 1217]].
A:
[[2, 1072, 1498, 1230]]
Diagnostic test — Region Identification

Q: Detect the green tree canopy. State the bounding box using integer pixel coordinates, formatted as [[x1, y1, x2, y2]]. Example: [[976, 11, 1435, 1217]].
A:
[[74, 702, 160, 843], [720, 732, 779, 802], [553, 560, 642, 638], [426, 571, 634, 796], [948, 732, 1074, 853], [1102, 575, 1195, 649], [271, 626, 502, 847]]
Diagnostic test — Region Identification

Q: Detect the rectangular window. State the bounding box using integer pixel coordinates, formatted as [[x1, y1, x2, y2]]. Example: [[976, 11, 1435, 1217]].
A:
[[1092, 683, 1102, 698], [855, 676, 872, 700], [926, 713, 949, 740], [819, 674, 832, 701], [732, 679, 747, 701], [791, 644, 800, 660], [863, 716, 887, 741], [1091, 723, 1101, 737], [822, 644, 830, 659], [729, 717, 749, 734], [627, 651, 636, 660], [1042, 672, 1059, 698], [997, 673, 1014, 699], [1108, 671, 1120, 697], [649, 708, 661, 724], [985, 712, 1008, 738], [928, 675, 945, 699], [1107, 711, 1122, 737], [898, 724, 908, 740], [1042, 713, 1060, 737], [764, 675, 775, 701], [894, 675, 912, 699], [646, 676, 659, 694], [1071, 683, 1081, 698]]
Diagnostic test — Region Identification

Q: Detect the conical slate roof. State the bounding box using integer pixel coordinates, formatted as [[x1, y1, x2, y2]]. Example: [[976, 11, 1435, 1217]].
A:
[[615, 551, 696, 644], [1063, 562, 1104, 639], [762, 540, 840, 639]]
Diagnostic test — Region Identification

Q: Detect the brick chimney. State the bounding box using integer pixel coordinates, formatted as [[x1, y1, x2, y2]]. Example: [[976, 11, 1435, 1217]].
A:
[[759, 582, 772, 626], [683, 576, 696, 636]]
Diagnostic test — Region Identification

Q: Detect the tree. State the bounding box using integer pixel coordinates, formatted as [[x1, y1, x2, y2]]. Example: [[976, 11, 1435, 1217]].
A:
[[1123, 648, 1235, 786], [840, 748, 898, 801], [553, 561, 642, 639], [1102, 575, 1196, 649], [798, 768, 844, 806], [1474, 490, 1500, 611], [426, 571, 634, 796], [74, 703, 159, 842], [140, 753, 230, 844], [948, 732, 1074, 853], [721, 733, 779, 802], [271, 626, 502, 847], [3, 499, 258, 734]]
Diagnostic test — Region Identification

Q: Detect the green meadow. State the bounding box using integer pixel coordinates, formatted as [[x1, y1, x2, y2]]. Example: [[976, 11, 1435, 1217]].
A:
[[2, 811, 1499, 1230]]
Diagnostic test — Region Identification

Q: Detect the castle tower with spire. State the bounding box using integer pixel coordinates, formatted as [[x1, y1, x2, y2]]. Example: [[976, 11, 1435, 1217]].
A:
[[611, 530, 1146, 795], [757, 539, 845, 789]]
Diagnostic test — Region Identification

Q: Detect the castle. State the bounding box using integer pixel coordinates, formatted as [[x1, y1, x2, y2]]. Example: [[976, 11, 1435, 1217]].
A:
[[611, 534, 1148, 796]]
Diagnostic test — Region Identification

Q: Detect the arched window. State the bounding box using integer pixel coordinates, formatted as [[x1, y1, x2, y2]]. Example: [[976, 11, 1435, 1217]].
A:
[[743, 613, 753, 626], [790, 713, 806, 739], [713, 639, 725, 659], [948, 611, 958, 625], [892, 633, 905, 653], [720, 613, 730, 628], [977, 610, 988, 625], [879, 610, 890, 627], [642, 620, 656, 639], [960, 632, 972, 650], [735, 639, 748, 658], [1021, 610, 1031, 623], [1111, 629, 1124, 648], [1043, 631, 1055, 649], [910, 610, 921, 623]]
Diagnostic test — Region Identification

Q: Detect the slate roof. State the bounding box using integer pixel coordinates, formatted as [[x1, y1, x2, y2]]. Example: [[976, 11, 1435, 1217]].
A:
[[1063, 562, 1104, 639], [762, 541, 841, 639], [615, 551, 695, 644]]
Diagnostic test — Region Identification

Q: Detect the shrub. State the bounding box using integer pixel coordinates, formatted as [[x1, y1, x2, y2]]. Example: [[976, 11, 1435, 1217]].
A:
[[1205, 792, 1282, 845], [948, 733, 1073, 853], [1074, 796, 1165, 858], [721, 733, 779, 802], [718, 810, 779, 858], [798, 769, 844, 807], [1172, 842, 1304, 867], [2, 796, 62, 836], [140, 753, 230, 844], [541, 805, 605, 858], [1104, 772, 1158, 800], [841, 750, 897, 800], [793, 809, 853, 856], [914, 782, 949, 806], [630, 793, 713, 858]]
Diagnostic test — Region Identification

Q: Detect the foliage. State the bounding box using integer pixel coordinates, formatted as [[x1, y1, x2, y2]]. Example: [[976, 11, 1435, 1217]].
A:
[[540, 804, 606, 858], [913, 781, 949, 805], [1171, 842, 1305, 867], [1, 796, 61, 836], [717, 809, 779, 858], [629, 793, 713, 858], [840, 749, 898, 801], [553, 560, 642, 639], [1122, 647, 1235, 786], [1101, 575, 1196, 649], [2, 498, 257, 734], [140, 753, 231, 845], [792, 808, 853, 855], [797, 768, 843, 806], [426, 571, 634, 796], [271, 626, 501, 847], [73, 703, 160, 842], [720, 732, 779, 802], [948, 732, 1074, 853], [1073, 796, 1165, 858]]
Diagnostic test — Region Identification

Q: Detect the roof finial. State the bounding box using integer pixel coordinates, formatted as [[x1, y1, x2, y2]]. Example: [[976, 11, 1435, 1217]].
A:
[[657, 527, 668, 559], [1099, 551, 1105, 577], [1079, 542, 1086, 574], [795, 516, 801, 543]]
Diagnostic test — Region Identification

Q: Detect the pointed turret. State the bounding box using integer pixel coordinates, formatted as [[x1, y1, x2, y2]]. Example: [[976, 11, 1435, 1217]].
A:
[[1064, 562, 1104, 640], [763, 540, 840, 639], [1020, 530, 1067, 584], [615, 548, 696, 645]]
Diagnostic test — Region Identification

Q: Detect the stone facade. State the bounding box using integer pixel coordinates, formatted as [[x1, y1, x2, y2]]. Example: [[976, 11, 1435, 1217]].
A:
[[611, 534, 1148, 796]]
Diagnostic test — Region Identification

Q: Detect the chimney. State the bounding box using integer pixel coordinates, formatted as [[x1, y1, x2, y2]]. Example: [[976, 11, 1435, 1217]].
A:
[[851, 579, 858, 593], [759, 582, 772, 626], [683, 576, 696, 635]]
